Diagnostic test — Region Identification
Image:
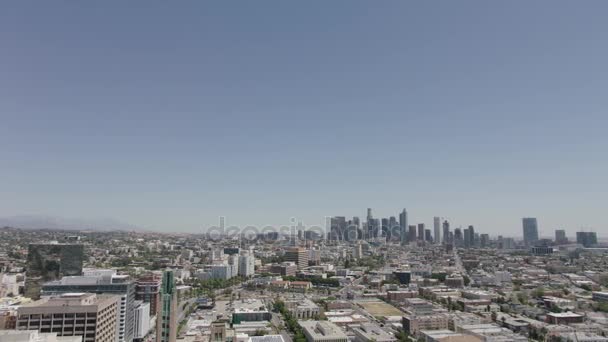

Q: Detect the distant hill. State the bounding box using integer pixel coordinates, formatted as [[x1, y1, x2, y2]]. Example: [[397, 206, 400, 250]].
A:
[[0, 215, 141, 231]]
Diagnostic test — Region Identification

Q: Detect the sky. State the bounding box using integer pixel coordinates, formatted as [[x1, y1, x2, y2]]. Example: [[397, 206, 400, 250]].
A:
[[1, 1, 608, 237]]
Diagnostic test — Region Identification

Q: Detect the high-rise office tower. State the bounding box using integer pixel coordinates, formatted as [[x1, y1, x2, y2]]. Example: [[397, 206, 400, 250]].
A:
[[17, 293, 119, 342], [463, 228, 472, 248], [522, 218, 539, 246], [417, 224, 425, 241], [408, 225, 417, 242], [351, 216, 361, 241], [389, 216, 397, 242], [433, 217, 441, 244], [371, 219, 380, 240], [41, 270, 135, 342], [381, 218, 389, 240], [480, 234, 490, 248], [576, 231, 598, 247], [424, 229, 432, 243], [284, 247, 308, 269], [156, 271, 177, 342], [399, 209, 408, 245], [330, 216, 346, 241], [468, 225, 475, 247], [454, 228, 463, 247], [442, 220, 450, 244], [555, 229, 567, 244], [25, 243, 84, 299], [366, 208, 373, 240]]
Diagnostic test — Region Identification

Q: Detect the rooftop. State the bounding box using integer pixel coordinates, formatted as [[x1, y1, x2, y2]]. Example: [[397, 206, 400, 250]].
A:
[[299, 320, 347, 339]]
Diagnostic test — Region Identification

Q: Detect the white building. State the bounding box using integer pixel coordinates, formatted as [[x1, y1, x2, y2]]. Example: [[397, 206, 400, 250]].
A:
[[229, 255, 240, 278], [0, 273, 20, 297], [238, 255, 255, 278], [134, 301, 151, 339], [211, 265, 233, 280], [0, 330, 82, 342]]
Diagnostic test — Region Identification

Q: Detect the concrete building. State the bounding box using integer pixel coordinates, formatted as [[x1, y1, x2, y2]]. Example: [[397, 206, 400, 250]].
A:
[[269, 263, 297, 277], [41, 271, 135, 342], [299, 320, 348, 342], [226, 255, 239, 279], [404, 298, 434, 315], [545, 312, 584, 325], [387, 290, 416, 302], [17, 293, 119, 342], [25, 243, 84, 299], [0, 273, 20, 298], [0, 330, 82, 342], [238, 255, 255, 278], [445, 275, 465, 288], [402, 314, 449, 336], [135, 273, 161, 316], [419, 330, 482, 342], [284, 248, 308, 270], [248, 336, 286, 342], [352, 322, 397, 342], [210, 265, 234, 280], [456, 323, 528, 341], [231, 299, 271, 324], [285, 298, 320, 320]]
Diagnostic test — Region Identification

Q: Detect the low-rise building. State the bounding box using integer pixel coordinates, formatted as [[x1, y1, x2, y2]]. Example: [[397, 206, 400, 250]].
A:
[[402, 314, 449, 336], [285, 299, 320, 320], [0, 330, 82, 342], [231, 299, 271, 324], [352, 322, 397, 342], [457, 323, 527, 341], [546, 312, 585, 325], [299, 320, 347, 342]]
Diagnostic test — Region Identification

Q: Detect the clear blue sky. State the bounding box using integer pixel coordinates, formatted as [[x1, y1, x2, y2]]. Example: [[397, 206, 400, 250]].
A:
[[1, 1, 607, 236]]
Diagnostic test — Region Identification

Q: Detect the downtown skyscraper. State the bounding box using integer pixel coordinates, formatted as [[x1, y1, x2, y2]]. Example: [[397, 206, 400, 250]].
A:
[[523, 218, 539, 246], [433, 217, 441, 244], [399, 209, 408, 245]]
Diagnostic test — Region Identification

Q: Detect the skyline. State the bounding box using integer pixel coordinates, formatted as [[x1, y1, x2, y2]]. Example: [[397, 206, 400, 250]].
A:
[[0, 212, 602, 239], [2, 1, 608, 234]]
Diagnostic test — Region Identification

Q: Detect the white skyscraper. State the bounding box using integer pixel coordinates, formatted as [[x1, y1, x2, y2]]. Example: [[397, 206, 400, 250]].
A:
[[433, 217, 441, 244], [238, 255, 255, 278]]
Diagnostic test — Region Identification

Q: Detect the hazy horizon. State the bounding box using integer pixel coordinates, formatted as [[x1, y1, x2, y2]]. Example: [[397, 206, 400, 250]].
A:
[[2, 2, 607, 235]]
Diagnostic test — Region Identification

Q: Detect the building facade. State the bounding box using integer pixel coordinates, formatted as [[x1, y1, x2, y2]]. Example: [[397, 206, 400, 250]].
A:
[[17, 293, 119, 342], [25, 243, 84, 299], [156, 271, 177, 342], [522, 218, 539, 246], [41, 271, 135, 342]]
